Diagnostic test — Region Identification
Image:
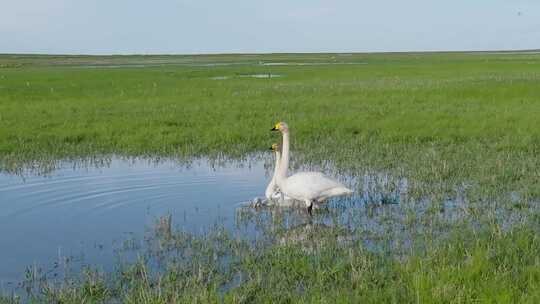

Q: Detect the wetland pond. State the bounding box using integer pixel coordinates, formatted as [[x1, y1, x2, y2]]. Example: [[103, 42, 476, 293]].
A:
[[0, 157, 268, 284], [1, 155, 471, 290]]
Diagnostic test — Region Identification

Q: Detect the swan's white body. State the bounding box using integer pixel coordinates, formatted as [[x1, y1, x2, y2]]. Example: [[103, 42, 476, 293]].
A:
[[279, 171, 352, 203], [273, 123, 353, 213], [265, 148, 295, 206]]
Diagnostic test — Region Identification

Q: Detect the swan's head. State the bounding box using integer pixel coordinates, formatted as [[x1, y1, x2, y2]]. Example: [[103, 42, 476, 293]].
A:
[[269, 143, 281, 152], [270, 121, 289, 133]]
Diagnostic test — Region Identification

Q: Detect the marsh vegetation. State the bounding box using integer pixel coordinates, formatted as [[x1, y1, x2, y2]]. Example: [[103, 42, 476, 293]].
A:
[[1, 51, 540, 302]]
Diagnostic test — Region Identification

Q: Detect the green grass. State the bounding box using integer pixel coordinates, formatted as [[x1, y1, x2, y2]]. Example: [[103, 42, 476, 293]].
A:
[[1, 52, 539, 198], [2, 51, 540, 302]]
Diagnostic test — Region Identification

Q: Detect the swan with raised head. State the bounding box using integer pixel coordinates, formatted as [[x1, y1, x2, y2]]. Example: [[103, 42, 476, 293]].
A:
[[271, 122, 353, 215], [265, 143, 295, 206]]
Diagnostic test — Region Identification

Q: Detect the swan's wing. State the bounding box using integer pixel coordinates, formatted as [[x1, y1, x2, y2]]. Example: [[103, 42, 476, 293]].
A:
[[281, 172, 352, 201]]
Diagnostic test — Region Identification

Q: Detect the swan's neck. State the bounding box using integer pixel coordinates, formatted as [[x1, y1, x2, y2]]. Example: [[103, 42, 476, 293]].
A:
[[277, 131, 289, 183], [265, 151, 281, 199], [274, 151, 281, 177]]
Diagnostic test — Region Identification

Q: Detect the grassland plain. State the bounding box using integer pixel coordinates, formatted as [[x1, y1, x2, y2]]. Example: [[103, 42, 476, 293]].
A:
[[1, 52, 540, 303]]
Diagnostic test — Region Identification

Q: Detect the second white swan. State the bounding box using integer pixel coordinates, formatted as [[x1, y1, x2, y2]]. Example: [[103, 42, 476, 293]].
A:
[[265, 143, 295, 206]]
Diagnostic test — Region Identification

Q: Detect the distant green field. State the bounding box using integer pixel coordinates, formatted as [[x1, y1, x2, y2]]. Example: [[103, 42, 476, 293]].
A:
[[1, 52, 539, 198], [2, 51, 540, 303]]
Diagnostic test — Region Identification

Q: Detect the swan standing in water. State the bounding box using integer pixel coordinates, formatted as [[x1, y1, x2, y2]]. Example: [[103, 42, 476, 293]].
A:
[[271, 121, 353, 215], [265, 143, 295, 206]]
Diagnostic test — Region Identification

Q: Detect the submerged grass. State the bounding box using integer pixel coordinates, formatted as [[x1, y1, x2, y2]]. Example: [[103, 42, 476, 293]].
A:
[[2, 52, 540, 302], [2, 215, 540, 303]]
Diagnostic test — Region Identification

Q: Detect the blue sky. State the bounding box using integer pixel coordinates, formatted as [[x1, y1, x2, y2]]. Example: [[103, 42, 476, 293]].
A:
[[1, 0, 539, 54]]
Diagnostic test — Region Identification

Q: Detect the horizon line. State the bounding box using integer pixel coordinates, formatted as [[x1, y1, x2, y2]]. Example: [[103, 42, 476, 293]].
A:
[[1, 48, 539, 57]]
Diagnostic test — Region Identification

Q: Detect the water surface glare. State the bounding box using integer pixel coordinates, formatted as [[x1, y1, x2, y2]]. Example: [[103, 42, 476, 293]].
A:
[[0, 157, 270, 284]]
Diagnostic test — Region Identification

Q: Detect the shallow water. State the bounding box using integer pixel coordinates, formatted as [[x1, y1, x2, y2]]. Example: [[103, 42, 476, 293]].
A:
[[1, 156, 411, 287], [239, 73, 282, 79], [2, 155, 509, 289], [210, 74, 283, 80], [4, 156, 406, 287], [0, 157, 273, 284], [210, 76, 230, 80]]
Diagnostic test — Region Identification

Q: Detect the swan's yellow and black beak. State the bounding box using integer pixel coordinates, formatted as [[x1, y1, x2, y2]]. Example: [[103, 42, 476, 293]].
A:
[[269, 143, 279, 151], [270, 122, 280, 131]]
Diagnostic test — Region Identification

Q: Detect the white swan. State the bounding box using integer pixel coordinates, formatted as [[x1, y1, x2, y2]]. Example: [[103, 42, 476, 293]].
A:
[[265, 143, 283, 201], [265, 143, 295, 206], [271, 121, 353, 215]]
